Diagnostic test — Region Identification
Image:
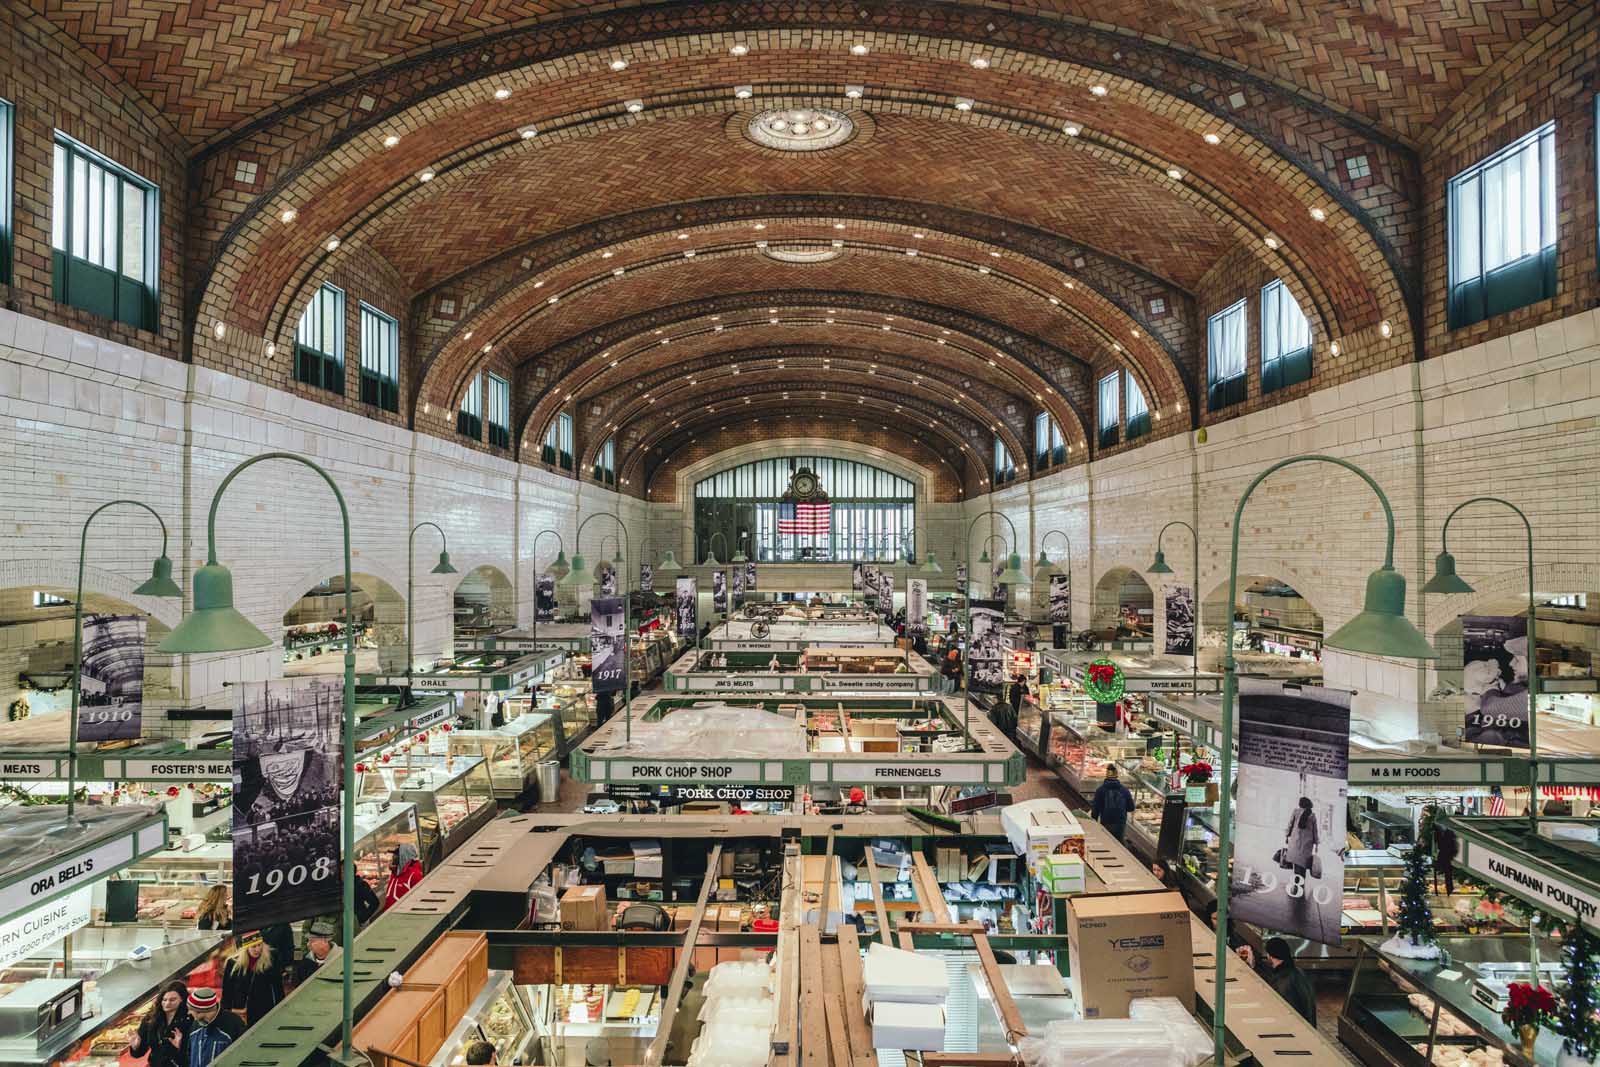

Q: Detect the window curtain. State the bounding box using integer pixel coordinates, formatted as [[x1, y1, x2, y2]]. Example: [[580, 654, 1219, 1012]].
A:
[[1207, 301, 1247, 410]]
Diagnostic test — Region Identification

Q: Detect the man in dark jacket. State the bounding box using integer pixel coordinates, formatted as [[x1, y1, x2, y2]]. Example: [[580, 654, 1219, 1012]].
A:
[[184, 988, 242, 1067], [1090, 763, 1135, 841], [1259, 937, 1317, 1025]]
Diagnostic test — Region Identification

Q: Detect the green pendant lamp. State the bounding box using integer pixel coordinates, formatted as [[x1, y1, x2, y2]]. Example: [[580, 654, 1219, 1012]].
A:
[[158, 563, 272, 653], [550, 549, 571, 579], [1325, 566, 1439, 659], [997, 552, 1028, 586], [658, 550, 684, 577], [1033, 549, 1061, 581], [704, 548, 722, 568], [558, 553, 594, 590], [431, 550, 458, 575], [1421, 551, 1475, 595], [134, 555, 184, 599], [977, 548, 991, 565], [919, 551, 943, 575], [1146, 549, 1173, 575]]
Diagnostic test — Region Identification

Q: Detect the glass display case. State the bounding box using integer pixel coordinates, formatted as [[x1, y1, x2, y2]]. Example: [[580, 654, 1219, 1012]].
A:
[[113, 849, 232, 925], [431, 970, 537, 1067], [352, 802, 422, 897], [504, 683, 599, 754], [1044, 714, 1147, 797], [447, 712, 559, 798], [359, 755, 495, 863]]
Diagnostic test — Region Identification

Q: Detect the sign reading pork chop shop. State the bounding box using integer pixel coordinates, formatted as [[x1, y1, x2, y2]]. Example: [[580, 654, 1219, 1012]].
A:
[[665, 784, 796, 804], [608, 760, 764, 782]]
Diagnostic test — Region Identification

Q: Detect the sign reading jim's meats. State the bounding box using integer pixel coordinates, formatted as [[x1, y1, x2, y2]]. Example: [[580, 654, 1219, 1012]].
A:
[[1461, 615, 1531, 747], [233, 678, 345, 930], [1228, 679, 1351, 947], [77, 614, 147, 742]]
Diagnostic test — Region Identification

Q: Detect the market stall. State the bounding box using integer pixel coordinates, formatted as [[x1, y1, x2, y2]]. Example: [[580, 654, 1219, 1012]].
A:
[[446, 712, 563, 801], [702, 618, 896, 651], [356, 753, 496, 864], [356, 649, 565, 729], [662, 646, 938, 694]]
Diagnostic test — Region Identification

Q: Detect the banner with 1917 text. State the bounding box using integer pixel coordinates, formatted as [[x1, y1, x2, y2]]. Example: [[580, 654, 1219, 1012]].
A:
[[675, 577, 698, 638], [1164, 585, 1195, 657], [590, 596, 626, 694]]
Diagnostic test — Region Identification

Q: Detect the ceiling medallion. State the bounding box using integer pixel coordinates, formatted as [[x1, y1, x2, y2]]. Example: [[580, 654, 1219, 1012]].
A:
[[762, 245, 843, 264], [745, 108, 856, 152]]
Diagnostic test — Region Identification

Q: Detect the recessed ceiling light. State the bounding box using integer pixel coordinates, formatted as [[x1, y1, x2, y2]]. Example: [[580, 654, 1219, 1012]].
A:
[[734, 85, 753, 99], [989, 250, 1000, 258], [833, 222, 846, 230], [851, 44, 869, 55], [753, 223, 766, 230], [971, 57, 990, 69], [1166, 167, 1183, 180], [906, 249, 918, 256], [1380, 319, 1393, 338], [954, 97, 975, 111], [913, 232, 925, 239], [677, 232, 689, 239], [519, 125, 539, 139], [382, 134, 401, 148], [601, 250, 614, 258], [1063, 124, 1081, 136], [1049, 297, 1059, 305], [548, 295, 558, 304], [845, 85, 864, 100], [978, 266, 990, 274], [279, 208, 298, 224], [1203, 132, 1222, 145], [1330, 340, 1341, 357], [1090, 85, 1108, 97], [610, 58, 628, 71], [464, 330, 474, 340], [730, 44, 749, 57], [533, 280, 544, 288], [625, 99, 644, 113], [683, 250, 696, 257], [494, 88, 511, 100], [212, 320, 226, 340], [482, 343, 493, 353], [756, 241, 768, 248], [417, 168, 435, 182], [1309, 206, 1327, 222], [325, 237, 341, 252], [1264, 235, 1280, 250], [265, 341, 277, 357]]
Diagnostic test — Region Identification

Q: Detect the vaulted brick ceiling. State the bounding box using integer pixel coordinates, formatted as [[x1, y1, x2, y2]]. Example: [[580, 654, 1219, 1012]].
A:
[[32, 0, 1580, 491]]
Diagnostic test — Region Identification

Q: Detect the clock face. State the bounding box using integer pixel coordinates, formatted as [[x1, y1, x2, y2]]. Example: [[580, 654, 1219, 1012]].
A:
[[792, 471, 818, 498]]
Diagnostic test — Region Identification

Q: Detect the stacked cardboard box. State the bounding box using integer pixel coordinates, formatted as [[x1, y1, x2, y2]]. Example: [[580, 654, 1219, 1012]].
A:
[[1066, 891, 1193, 1019]]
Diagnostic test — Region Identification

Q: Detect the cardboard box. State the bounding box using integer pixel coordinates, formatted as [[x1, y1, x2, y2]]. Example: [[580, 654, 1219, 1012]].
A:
[[1066, 891, 1193, 1019], [1039, 854, 1086, 895], [559, 885, 609, 931], [869, 1001, 945, 1050], [1001, 799, 1086, 874]]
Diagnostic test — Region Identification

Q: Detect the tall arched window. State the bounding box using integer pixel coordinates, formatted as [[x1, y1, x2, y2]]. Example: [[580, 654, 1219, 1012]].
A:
[[693, 456, 915, 563]]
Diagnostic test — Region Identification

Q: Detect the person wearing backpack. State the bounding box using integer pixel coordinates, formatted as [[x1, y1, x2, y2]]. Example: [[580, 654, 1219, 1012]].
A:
[[1090, 763, 1135, 842]]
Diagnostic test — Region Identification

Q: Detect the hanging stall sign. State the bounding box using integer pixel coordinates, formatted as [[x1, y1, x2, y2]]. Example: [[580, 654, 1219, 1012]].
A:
[[1048, 574, 1071, 627], [745, 562, 757, 593], [661, 783, 796, 805], [0, 759, 63, 779], [1164, 586, 1195, 657], [967, 598, 1008, 694], [1348, 760, 1501, 785], [1081, 659, 1126, 704], [233, 678, 344, 931], [1229, 679, 1351, 947], [1461, 615, 1531, 748], [712, 570, 728, 614], [114, 757, 233, 781], [605, 759, 764, 782], [77, 614, 147, 743], [535, 573, 557, 623], [639, 563, 654, 594], [0, 811, 166, 924], [1455, 832, 1600, 932], [829, 762, 987, 784], [0, 887, 91, 970], [675, 577, 698, 638], [590, 596, 626, 694], [907, 579, 928, 635]]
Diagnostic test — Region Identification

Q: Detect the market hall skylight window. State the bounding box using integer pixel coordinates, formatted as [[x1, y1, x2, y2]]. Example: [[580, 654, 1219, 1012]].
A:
[[1447, 121, 1556, 330], [1097, 371, 1119, 447], [1034, 412, 1065, 468], [488, 374, 511, 449], [1260, 280, 1312, 394], [358, 302, 399, 413], [593, 435, 616, 485], [1125, 370, 1150, 440], [543, 412, 573, 470], [1206, 299, 1247, 412], [294, 283, 346, 394], [458, 372, 483, 439], [51, 135, 159, 332]]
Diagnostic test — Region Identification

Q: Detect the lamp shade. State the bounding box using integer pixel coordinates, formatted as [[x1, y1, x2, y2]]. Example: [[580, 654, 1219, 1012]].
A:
[[157, 563, 272, 653], [1146, 549, 1174, 575], [731, 547, 749, 564], [551, 549, 571, 578], [977, 548, 991, 565], [1325, 566, 1438, 660], [997, 552, 1029, 586], [919, 552, 943, 575], [431, 550, 457, 575], [1421, 551, 1474, 595], [558, 553, 593, 590], [658, 550, 683, 576], [134, 555, 184, 599], [704, 549, 722, 568]]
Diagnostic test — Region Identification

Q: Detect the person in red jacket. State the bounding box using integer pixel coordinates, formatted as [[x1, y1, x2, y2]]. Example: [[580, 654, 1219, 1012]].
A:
[[383, 843, 424, 911]]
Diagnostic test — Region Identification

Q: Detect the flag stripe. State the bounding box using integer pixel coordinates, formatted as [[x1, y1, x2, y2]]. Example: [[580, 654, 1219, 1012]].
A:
[[778, 501, 832, 535]]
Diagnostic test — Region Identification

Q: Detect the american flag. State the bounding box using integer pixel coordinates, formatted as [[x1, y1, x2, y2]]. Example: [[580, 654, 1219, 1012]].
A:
[[1486, 785, 1507, 817], [778, 500, 832, 535]]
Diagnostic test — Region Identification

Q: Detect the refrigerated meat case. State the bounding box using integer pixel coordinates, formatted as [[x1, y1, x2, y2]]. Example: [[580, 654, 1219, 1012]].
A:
[[352, 802, 424, 899], [357, 754, 496, 863], [447, 712, 561, 799]]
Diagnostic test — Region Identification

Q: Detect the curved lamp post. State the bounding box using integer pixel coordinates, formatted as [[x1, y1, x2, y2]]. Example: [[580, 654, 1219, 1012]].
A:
[[156, 453, 363, 1063], [530, 528, 567, 654], [705, 531, 728, 570], [1422, 497, 1540, 825], [1146, 520, 1200, 697], [65, 501, 184, 826], [1209, 455, 1436, 1066], [406, 522, 456, 685], [559, 513, 634, 741], [1035, 530, 1073, 641], [963, 511, 1029, 741]]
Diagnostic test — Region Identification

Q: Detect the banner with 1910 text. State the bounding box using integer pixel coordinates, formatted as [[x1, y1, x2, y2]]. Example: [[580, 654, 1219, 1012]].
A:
[[77, 614, 147, 742]]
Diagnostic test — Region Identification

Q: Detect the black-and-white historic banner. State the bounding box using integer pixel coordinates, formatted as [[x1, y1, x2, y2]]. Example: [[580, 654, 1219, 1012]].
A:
[[907, 579, 928, 635], [590, 596, 626, 694], [639, 562, 654, 593], [233, 678, 345, 930], [1048, 574, 1071, 626], [712, 569, 727, 614], [1164, 585, 1195, 657], [675, 577, 698, 638], [535, 573, 557, 622], [967, 598, 1009, 694], [598, 562, 618, 597], [745, 561, 757, 592], [1461, 615, 1531, 747], [1229, 679, 1351, 946], [956, 562, 968, 595], [78, 614, 147, 742], [851, 563, 865, 592], [732, 565, 745, 609]]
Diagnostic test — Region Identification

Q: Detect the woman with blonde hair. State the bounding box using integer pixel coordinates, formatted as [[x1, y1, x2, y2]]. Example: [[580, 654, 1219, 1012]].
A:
[[222, 934, 283, 1026], [196, 885, 231, 931]]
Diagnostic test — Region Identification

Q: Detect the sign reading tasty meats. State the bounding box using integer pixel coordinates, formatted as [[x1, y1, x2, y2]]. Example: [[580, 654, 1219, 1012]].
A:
[[232, 678, 344, 930], [1228, 679, 1351, 947], [77, 614, 147, 742]]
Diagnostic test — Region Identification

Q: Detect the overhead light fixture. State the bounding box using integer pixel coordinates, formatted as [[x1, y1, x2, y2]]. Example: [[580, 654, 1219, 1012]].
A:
[[844, 85, 864, 100], [1063, 123, 1081, 136], [610, 58, 628, 71], [834, 222, 846, 230], [678, 232, 689, 239], [494, 88, 512, 100], [265, 341, 277, 357], [730, 44, 749, 57], [1264, 235, 1280, 250], [851, 44, 869, 55], [1380, 319, 1393, 338], [382, 134, 401, 148], [325, 237, 341, 252], [971, 57, 990, 69], [417, 168, 436, 182], [1090, 84, 1108, 96], [464, 330, 474, 340], [954, 97, 975, 111], [482, 343, 493, 353], [1309, 206, 1327, 222], [734, 85, 753, 99], [279, 208, 298, 224], [1166, 167, 1183, 179], [1203, 132, 1221, 145], [519, 124, 539, 139], [905, 249, 918, 256], [683, 249, 695, 257], [625, 99, 644, 113], [1330, 340, 1341, 357], [212, 320, 226, 340]]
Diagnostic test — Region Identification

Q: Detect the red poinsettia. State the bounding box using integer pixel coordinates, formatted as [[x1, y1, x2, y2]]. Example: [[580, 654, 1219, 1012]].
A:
[[1087, 663, 1118, 686], [1180, 761, 1213, 783], [1502, 982, 1558, 1029]]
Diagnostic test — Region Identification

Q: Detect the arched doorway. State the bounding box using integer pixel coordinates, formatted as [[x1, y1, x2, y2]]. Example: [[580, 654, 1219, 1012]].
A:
[[1199, 575, 1325, 676], [1091, 568, 1154, 641], [282, 573, 406, 675], [0, 584, 173, 743], [453, 565, 516, 640]]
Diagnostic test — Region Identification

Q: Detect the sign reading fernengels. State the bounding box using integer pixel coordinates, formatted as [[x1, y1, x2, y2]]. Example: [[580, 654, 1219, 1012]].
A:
[[1459, 837, 1600, 929], [829, 762, 987, 784]]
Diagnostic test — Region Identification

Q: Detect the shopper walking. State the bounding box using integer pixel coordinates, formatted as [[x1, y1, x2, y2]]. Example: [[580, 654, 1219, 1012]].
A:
[[1282, 796, 1320, 882], [222, 935, 284, 1027], [1258, 937, 1317, 1025], [1090, 764, 1135, 842], [184, 987, 243, 1067], [195, 885, 230, 931], [128, 979, 190, 1067], [1006, 674, 1027, 734], [384, 843, 425, 911]]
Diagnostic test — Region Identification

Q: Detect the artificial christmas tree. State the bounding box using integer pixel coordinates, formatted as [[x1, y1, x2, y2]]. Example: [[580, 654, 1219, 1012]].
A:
[[1380, 842, 1443, 960], [1557, 928, 1600, 1067]]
